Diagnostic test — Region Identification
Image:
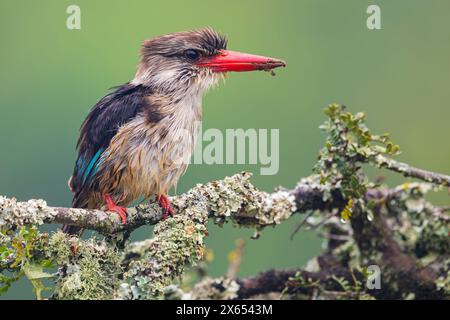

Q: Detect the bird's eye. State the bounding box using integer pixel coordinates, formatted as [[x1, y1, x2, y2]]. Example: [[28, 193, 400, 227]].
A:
[[184, 49, 200, 61]]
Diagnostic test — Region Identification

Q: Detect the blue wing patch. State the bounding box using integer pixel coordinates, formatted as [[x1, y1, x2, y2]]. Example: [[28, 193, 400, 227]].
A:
[[82, 148, 104, 185], [74, 148, 104, 190]]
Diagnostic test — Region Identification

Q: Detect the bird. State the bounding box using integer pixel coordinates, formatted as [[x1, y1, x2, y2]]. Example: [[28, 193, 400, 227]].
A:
[[62, 27, 286, 235]]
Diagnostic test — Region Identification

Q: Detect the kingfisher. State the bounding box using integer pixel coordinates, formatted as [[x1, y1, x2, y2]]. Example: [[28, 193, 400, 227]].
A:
[[63, 28, 286, 235]]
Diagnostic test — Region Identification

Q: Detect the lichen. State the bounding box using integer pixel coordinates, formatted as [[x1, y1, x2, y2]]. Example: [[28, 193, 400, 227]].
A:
[[49, 231, 122, 300], [385, 183, 449, 257], [0, 172, 299, 300], [1, 104, 448, 300], [116, 207, 209, 300], [0, 196, 57, 229], [175, 172, 296, 228], [188, 277, 239, 300], [435, 262, 450, 296]]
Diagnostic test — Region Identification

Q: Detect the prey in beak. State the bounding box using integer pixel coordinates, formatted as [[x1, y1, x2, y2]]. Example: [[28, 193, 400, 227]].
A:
[[196, 49, 286, 73], [65, 27, 286, 236]]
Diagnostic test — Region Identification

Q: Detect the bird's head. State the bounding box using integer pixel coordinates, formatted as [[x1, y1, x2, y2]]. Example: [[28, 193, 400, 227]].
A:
[[133, 28, 286, 99]]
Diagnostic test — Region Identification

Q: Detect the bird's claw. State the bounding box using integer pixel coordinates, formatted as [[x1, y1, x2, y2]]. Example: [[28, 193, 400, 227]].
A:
[[157, 194, 174, 220], [104, 194, 128, 224]]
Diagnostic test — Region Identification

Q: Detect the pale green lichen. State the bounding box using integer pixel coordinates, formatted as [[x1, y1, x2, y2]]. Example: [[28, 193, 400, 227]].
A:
[[386, 183, 449, 257], [175, 172, 296, 228], [435, 261, 450, 295], [111, 173, 295, 299], [0, 196, 57, 229], [48, 231, 72, 266], [163, 277, 240, 300], [1, 105, 448, 300], [188, 277, 239, 300], [49, 231, 122, 300], [116, 206, 209, 300], [258, 190, 296, 224], [1, 172, 299, 300]]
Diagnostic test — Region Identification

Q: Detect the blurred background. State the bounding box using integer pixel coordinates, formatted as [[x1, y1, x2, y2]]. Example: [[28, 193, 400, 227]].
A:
[[1, 0, 449, 299]]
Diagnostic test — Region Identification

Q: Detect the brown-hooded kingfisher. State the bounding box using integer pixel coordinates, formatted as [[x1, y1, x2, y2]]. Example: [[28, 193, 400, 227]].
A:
[[63, 28, 285, 235]]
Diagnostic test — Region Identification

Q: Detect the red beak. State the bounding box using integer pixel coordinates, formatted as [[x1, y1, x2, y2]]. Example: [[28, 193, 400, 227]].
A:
[[196, 50, 286, 72]]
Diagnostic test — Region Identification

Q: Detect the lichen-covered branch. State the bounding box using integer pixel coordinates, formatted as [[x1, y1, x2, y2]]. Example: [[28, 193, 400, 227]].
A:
[[0, 172, 298, 299], [374, 155, 450, 187], [0, 164, 446, 237], [169, 180, 449, 300], [1, 104, 449, 300], [0, 172, 296, 236]]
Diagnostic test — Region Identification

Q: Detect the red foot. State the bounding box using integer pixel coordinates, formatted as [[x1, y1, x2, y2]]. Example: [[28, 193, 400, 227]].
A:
[[157, 194, 174, 220], [104, 194, 127, 224]]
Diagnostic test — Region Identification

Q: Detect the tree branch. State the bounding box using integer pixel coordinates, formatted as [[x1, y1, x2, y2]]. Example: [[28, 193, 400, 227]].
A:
[[0, 172, 297, 235], [1, 169, 446, 236], [350, 202, 446, 299], [375, 155, 450, 187], [183, 253, 366, 300], [1, 105, 449, 300]]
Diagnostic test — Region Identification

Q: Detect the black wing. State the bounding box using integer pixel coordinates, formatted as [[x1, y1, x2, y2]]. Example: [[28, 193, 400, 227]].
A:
[[71, 83, 151, 205]]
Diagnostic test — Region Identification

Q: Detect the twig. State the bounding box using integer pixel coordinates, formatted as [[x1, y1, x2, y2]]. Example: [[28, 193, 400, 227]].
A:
[[226, 239, 246, 279], [290, 211, 315, 240], [375, 155, 450, 187]]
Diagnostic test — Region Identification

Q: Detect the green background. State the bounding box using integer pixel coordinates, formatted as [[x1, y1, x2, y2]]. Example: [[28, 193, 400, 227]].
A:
[[1, 0, 449, 299]]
